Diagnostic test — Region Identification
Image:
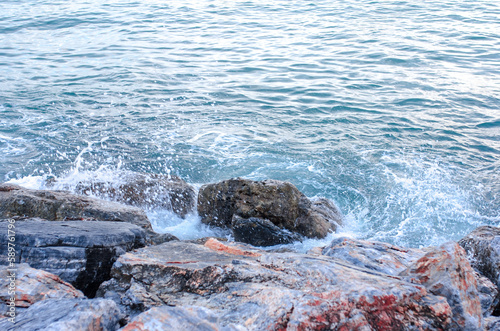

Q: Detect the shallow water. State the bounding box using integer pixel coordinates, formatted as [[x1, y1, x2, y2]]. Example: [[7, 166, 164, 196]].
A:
[[1, 0, 499, 248]]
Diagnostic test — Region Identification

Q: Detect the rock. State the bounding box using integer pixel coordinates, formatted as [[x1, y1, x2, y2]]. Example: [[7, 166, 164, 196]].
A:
[[122, 305, 245, 331], [0, 183, 152, 230], [0, 218, 149, 297], [0, 264, 83, 318], [321, 236, 428, 276], [475, 271, 500, 317], [197, 178, 341, 239], [0, 298, 123, 331], [231, 215, 302, 247], [459, 226, 500, 288], [98, 238, 455, 330], [64, 172, 196, 218], [485, 316, 500, 330], [399, 242, 483, 330]]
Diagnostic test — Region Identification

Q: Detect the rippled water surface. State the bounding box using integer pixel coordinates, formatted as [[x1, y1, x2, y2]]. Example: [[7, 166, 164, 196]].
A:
[[1, 0, 499, 247]]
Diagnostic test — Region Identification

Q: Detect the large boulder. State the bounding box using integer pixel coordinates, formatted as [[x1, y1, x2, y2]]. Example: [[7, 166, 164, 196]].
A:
[[0, 218, 151, 297], [97, 238, 455, 329], [399, 242, 483, 330], [0, 264, 84, 318], [57, 172, 197, 218], [0, 298, 123, 331], [197, 178, 342, 242], [0, 183, 152, 230]]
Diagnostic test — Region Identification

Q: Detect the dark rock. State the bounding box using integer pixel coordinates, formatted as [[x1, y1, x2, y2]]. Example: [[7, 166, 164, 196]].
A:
[[322, 236, 428, 276], [0, 264, 83, 318], [475, 271, 500, 317], [459, 226, 500, 288], [122, 305, 244, 331], [231, 215, 302, 247], [0, 183, 152, 230], [197, 178, 341, 239], [60, 172, 197, 218], [0, 218, 149, 297], [485, 316, 500, 330], [399, 242, 483, 330], [0, 298, 123, 331], [98, 238, 455, 329]]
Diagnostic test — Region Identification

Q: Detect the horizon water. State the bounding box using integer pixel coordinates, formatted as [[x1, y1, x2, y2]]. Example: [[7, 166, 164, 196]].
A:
[[1, 0, 499, 250]]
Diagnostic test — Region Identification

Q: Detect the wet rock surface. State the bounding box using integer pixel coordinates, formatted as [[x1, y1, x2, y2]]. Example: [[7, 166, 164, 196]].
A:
[[0, 218, 148, 297], [197, 178, 342, 241], [98, 238, 457, 330], [0, 298, 123, 331], [0, 263, 83, 317], [231, 215, 302, 247], [61, 172, 197, 218], [0, 183, 152, 229]]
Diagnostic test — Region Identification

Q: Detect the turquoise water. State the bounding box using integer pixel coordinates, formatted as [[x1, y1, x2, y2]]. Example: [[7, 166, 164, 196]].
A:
[[1, 0, 499, 248]]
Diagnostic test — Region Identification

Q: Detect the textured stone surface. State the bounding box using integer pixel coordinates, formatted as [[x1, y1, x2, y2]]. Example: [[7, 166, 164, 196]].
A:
[[98, 238, 454, 330], [197, 178, 341, 239], [231, 215, 302, 247], [459, 226, 500, 288], [322, 236, 427, 276], [62, 172, 197, 218], [0, 183, 152, 229], [0, 264, 83, 318], [0, 298, 123, 331], [399, 242, 483, 330], [475, 271, 500, 317], [122, 305, 245, 331], [0, 218, 148, 297]]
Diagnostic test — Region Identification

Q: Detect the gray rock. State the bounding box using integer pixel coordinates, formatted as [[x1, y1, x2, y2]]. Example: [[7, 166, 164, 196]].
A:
[[56, 172, 197, 218], [0, 218, 148, 297], [0, 298, 123, 331], [399, 242, 483, 330], [0, 264, 83, 318], [0, 183, 152, 230], [98, 238, 455, 330], [197, 178, 342, 239], [485, 316, 500, 331], [122, 305, 245, 331], [322, 236, 428, 276], [475, 271, 500, 317], [231, 215, 302, 247]]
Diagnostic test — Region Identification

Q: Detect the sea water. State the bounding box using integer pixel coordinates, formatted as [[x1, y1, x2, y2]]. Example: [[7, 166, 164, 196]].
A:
[[1, 0, 499, 249]]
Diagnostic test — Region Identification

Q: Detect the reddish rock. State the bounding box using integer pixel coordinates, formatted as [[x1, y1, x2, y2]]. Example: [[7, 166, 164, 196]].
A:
[[197, 178, 342, 241], [98, 238, 454, 330], [0, 183, 152, 229], [400, 242, 483, 330], [0, 264, 83, 317]]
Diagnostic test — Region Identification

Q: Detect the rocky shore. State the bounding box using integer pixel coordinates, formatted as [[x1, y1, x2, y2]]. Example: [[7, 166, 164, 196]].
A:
[[1, 176, 499, 330]]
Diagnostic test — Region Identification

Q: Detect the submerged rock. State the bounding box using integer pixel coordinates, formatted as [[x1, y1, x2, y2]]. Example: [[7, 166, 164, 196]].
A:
[[0, 264, 83, 318], [0, 183, 152, 230], [197, 178, 342, 241], [399, 242, 483, 330], [0, 218, 149, 297], [231, 215, 302, 247], [98, 238, 455, 329], [0, 298, 123, 331], [63, 172, 197, 218]]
